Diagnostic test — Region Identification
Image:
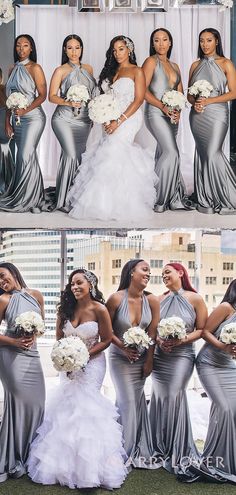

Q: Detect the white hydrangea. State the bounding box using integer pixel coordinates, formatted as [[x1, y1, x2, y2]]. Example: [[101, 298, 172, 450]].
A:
[[51, 336, 90, 373], [220, 322, 236, 344], [158, 316, 186, 340], [162, 90, 187, 111], [88, 93, 121, 124], [188, 80, 214, 98], [15, 311, 45, 337], [66, 84, 90, 103], [0, 0, 14, 26], [123, 326, 152, 350], [6, 92, 29, 110]]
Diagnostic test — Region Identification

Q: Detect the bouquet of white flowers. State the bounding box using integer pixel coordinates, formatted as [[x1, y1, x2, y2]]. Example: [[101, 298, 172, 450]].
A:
[[6, 92, 29, 125], [123, 326, 153, 361], [15, 311, 45, 337], [51, 336, 90, 376], [161, 90, 187, 124], [219, 322, 236, 347], [0, 0, 14, 26], [88, 93, 121, 124], [188, 79, 214, 99], [158, 316, 186, 340], [66, 84, 90, 117]]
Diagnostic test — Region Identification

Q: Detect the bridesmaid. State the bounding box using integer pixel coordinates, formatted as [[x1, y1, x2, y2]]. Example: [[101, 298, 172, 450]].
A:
[[106, 259, 159, 468], [195, 279, 236, 483], [142, 28, 191, 212], [1, 34, 47, 212], [149, 262, 207, 476], [49, 34, 96, 210], [188, 28, 236, 214], [0, 67, 14, 194], [0, 262, 45, 482]]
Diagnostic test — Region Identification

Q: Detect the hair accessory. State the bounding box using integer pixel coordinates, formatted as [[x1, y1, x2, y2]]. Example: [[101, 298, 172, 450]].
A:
[[123, 37, 134, 53], [83, 269, 97, 298]]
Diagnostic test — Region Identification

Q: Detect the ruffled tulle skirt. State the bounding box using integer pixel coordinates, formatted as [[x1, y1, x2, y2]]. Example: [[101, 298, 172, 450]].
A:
[[66, 110, 157, 221], [27, 354, 127, 489]]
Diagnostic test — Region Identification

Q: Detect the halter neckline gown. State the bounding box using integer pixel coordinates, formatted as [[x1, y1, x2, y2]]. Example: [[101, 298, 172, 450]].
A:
[[144, 58, 191, 212], [109, 289, 155, 468], [27, 320, 127, 489], [0, 289, 45, 482], [189, 55, 236, 214], [149, 288, 199, 474]]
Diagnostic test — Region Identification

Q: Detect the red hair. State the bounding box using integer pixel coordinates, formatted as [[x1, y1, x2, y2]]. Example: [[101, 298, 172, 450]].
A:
[[165, 262, 197, 293]]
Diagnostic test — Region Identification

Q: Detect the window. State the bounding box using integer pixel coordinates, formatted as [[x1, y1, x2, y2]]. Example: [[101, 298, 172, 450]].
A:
[[223, 277, 233, 285], [223, 262, 234, 271], [188, 261, 195, 269], [149, 276, 162, 284], [179, 237, 183, 245], [112, 275, 120, 285], [112, 259, 121, 268], [88, 262, 95, 270], [150, 259, 163, 268], [205, 295, 209, 302], [206, 277, 217, 285]]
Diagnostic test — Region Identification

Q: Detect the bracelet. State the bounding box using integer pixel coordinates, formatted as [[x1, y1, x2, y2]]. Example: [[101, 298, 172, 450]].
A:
[[149, 339, 156, 346], [117, 117, 122, 126], [122, 113, 128, 120]]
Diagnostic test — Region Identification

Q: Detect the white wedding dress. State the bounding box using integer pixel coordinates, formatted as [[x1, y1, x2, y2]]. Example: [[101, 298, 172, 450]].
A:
[[66, 78, 156, 221], [27, 321, 127, 489]]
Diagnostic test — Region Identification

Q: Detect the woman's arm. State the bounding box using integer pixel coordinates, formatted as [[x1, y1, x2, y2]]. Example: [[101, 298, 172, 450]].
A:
[[202, 302, 236, 355], [15, 64, 47, 117], [187, 61, 200, 105], [29, 289, 45, 319], [142, 294, 159, 378], [55, 316, 64, 340], [105, 67, 146, 134], [48, 66, 80, 108], [89, 305, 112, 357], [0, 295, 33, 349]]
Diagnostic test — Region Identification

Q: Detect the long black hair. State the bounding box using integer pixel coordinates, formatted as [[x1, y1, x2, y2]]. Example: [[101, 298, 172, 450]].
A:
[[221, 279, 236, 307], [58, 268, 104, 330], [61, 34, 84, 65], [198, 28, 224, 59], [118, 259, 145, 291], [14, 34, 37, 63], [149, 28, 173, 59], [98, 35, 137, 90], [0, 262, 27, 289]]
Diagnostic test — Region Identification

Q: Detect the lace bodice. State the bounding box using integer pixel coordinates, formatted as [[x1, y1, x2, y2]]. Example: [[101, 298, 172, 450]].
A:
[[102, 77, 135, 114], [63, 320, 99, 350]]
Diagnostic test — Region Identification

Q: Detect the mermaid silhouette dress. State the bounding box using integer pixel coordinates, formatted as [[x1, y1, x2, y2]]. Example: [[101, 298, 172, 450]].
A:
[[189, 56, 236, 214], [109, 290, 155, 468], [66, 77, 156, 221], [149, 288, 199, 473], [196, 310, 236, 483], [52, 63, 96, 210], [0, 61, 47, 212], [27, 321, 127, 489], [0, 289, 45, 482], [144, 59, 190, 212]]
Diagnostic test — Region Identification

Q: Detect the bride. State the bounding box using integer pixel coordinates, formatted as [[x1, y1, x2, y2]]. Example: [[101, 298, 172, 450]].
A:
[[66, 35, 156, 221], [27, 268, 127, 490]]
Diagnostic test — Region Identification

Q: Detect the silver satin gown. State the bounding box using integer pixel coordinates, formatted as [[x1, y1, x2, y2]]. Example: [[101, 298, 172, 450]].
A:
[[109, 289, 155, 468], [0, 61, 47, 212], [144, 59, 190, 212], [52, 63, 96, 210], [0, 105, 14, 194], [189, 56, 236, 214], [149, 288, 199, 473], [196, 310, 236, 483], [0, 290, 45, 482]]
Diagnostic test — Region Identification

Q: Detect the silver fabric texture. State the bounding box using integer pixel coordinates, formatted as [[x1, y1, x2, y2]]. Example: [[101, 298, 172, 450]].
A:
[[149, 288, 199, 473], [0, 290, 45, 481], [144, 59, 190, 212], [109, 289, 155, 468], [52, 64, 96, 209], [189, 56, 236, 214], [196, 311, 236, 483], [0, 62, 47, 212]]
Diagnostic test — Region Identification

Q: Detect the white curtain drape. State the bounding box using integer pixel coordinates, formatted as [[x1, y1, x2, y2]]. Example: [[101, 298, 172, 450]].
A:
[[16, 5, 230, 190]]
